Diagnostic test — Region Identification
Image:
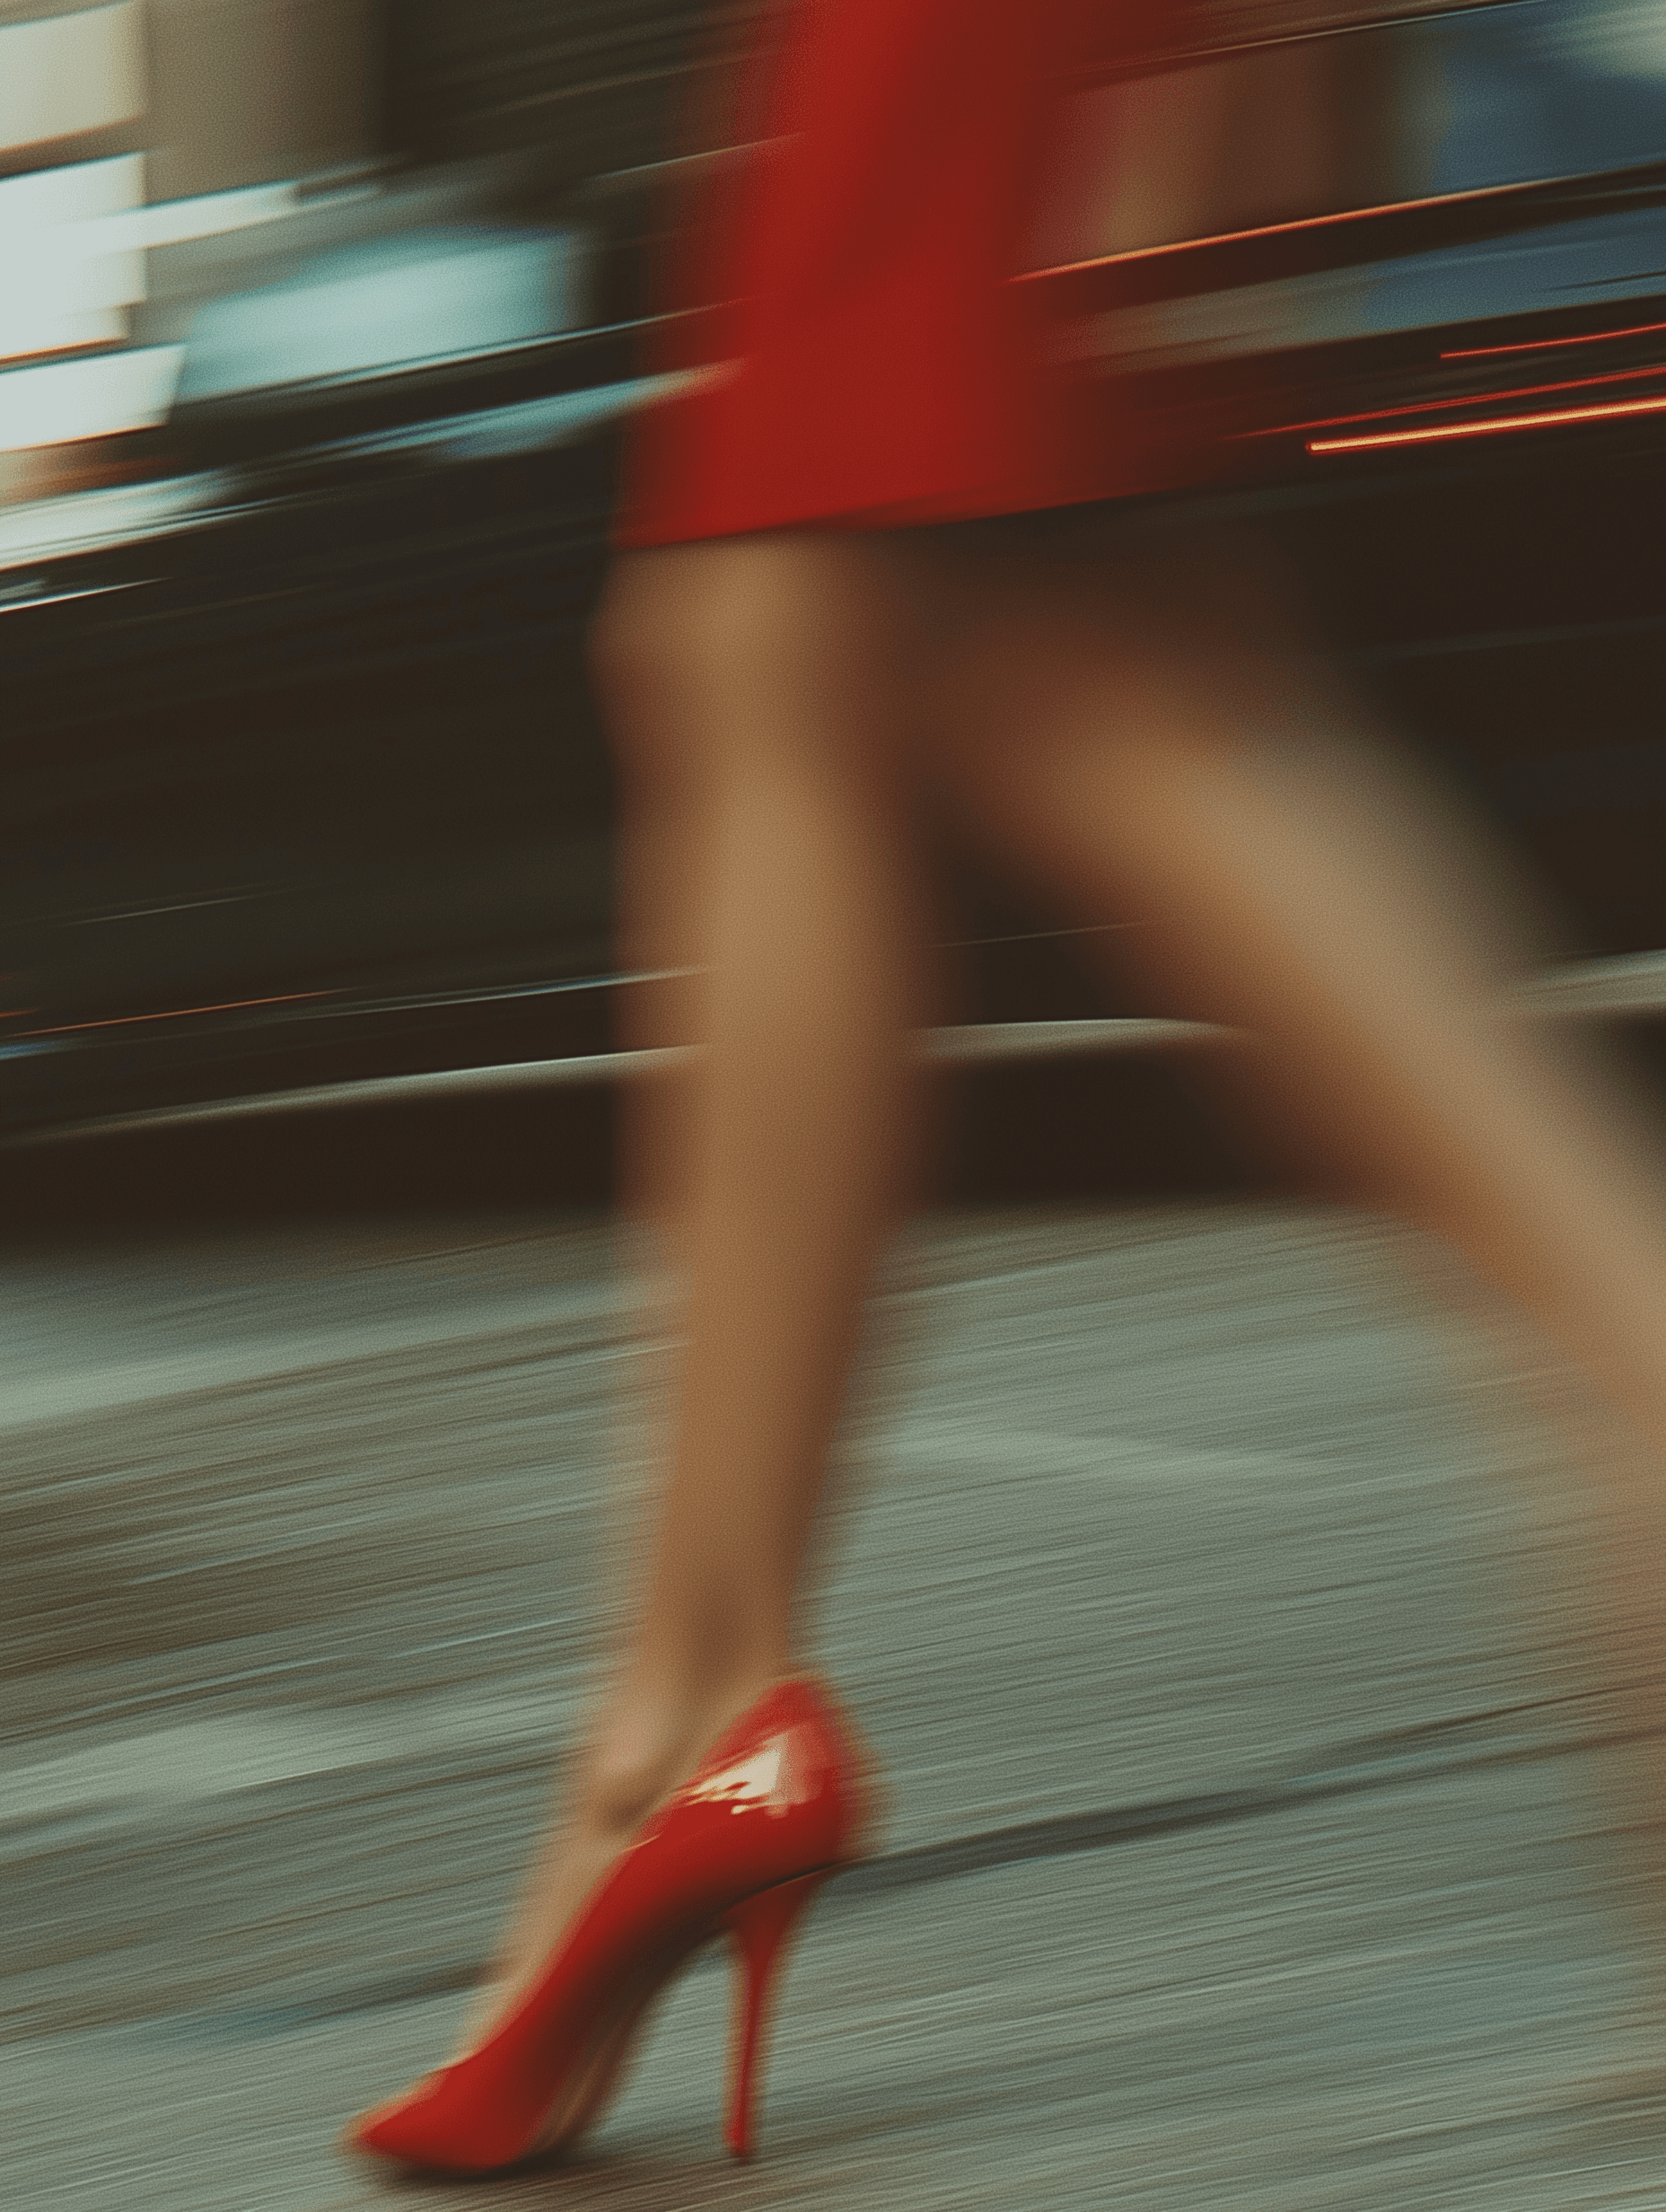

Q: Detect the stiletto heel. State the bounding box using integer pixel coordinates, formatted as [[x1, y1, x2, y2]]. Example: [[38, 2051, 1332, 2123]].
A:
[[722, 1870, 829, 2159], [345, 1677, 869, 2176]]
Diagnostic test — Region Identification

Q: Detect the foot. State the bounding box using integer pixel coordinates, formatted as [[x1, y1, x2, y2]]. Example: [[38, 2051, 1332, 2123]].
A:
[[346, 1674, 869, 2175], [459, 1666, 784, 2050]]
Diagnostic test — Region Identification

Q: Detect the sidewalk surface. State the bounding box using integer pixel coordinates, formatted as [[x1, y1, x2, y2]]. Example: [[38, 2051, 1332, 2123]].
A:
[[5, 1202, 1664, 2211]]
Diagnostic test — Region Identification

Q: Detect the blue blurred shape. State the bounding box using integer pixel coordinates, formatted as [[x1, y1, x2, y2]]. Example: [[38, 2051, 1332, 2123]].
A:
[[175, 225, 582, 401], [1420, 0, 1666, 197], [311, 376, 693, 466]]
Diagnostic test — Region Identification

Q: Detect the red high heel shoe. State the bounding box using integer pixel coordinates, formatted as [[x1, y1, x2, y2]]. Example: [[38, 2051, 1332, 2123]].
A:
[[345, 1676, 871, 2176]]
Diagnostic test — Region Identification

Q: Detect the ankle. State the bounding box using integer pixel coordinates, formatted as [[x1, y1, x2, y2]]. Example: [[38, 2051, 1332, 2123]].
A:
[[577, 1655, 786, 1838]]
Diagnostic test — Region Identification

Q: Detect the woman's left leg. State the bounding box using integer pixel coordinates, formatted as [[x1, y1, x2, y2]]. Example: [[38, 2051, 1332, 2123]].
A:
[[473, 531, 935, 2031]]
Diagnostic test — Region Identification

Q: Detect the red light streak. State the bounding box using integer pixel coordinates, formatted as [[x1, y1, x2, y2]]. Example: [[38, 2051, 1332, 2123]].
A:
[[1309, 388, 1666, 453], [21, 989, 330, 1037], [1442, 317, 1666, 360], [1015, 164, 1609, 284], [1289, 356, 1666, 435]]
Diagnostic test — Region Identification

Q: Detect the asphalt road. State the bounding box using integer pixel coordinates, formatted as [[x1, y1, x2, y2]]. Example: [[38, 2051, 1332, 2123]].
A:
[[6, 1194, 1666, 2211]]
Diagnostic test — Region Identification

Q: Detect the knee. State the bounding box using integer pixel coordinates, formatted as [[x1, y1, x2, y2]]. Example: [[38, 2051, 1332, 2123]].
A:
[[591, 538, 916, 779]]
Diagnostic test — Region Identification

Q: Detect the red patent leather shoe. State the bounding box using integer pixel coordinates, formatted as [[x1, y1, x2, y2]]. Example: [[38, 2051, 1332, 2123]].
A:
[[345, 1676, 871, 2176]]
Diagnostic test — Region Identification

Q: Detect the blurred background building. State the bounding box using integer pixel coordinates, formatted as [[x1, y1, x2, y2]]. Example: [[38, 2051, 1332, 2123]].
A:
[[5, 0, 1666, 1211], [0, 0, 775, 501]]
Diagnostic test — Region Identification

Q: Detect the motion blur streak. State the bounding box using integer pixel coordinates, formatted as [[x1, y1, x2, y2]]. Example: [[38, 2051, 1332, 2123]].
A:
[[1309, 386, 1666, 450], [19, 991, 330, 1037], [1442, 316, 1666, 358], [1294, 358, 1666, 433], [1014, 171, 1574, 285]]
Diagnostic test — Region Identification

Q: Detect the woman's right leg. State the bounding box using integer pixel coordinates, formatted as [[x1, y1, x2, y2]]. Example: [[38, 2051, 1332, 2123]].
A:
[[920, 533, 1666, 1783]]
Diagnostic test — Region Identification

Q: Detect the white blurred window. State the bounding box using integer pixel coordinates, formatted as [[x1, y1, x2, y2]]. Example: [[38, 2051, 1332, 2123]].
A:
[[0, 2, 145, 153], [0, 155, 147, 362], [0, 344, 183, 446]]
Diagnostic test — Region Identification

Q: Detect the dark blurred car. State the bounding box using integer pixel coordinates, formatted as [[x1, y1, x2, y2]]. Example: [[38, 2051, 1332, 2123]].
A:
[[4, 0, 1666, 1190]]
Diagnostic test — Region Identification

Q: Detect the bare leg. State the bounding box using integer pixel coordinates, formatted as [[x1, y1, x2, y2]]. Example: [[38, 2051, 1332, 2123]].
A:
[[925, 536, 1666, 1463], [922, 526, 1666, 1861], [474, 533, 928, 2028]]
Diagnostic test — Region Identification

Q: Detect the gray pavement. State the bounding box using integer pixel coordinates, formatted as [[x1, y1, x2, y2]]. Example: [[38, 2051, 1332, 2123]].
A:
[[5, 1202, 1666, 2209]]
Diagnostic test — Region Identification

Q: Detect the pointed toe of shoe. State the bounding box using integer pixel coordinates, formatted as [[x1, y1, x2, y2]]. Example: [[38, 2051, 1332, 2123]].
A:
[[343, 2094, 426, 2168], [343, 2059, 554, 2177], [344, 2071, 476, 2173]]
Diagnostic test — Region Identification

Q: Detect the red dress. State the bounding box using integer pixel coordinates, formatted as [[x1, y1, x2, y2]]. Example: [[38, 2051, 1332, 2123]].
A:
[[616, 0, 1164, 548]]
